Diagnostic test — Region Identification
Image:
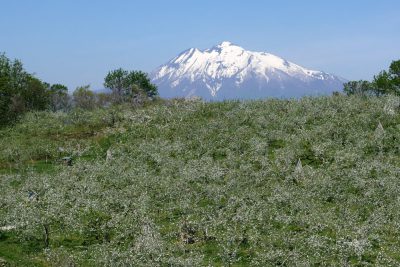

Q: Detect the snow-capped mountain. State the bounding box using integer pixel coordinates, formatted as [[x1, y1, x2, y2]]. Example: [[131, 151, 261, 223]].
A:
[[151, 41, 346, 100]]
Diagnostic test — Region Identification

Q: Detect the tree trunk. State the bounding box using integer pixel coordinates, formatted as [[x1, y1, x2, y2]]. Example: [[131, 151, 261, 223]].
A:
[[43, 224, 50, 248]]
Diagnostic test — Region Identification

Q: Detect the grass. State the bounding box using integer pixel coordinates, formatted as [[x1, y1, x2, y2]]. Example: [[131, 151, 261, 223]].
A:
[[0, 232, 46, 266], [1, 95, 400, 265]]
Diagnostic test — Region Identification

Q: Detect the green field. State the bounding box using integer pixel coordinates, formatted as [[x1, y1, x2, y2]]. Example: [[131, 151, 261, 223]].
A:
[[1, 95, 400, 266]]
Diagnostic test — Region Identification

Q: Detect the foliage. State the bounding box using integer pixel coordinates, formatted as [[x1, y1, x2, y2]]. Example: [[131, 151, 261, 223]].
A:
[[0, 53, 71, 126], [0, 53, 50, 126], [96, 92, 113, 107], [1, 95, 400, 265], [344, 59, 400, 96], [343, 80, 374, 96], [72, 85, 96, 110], [104, 68, 157, 104], [47, 83, 71, 112]]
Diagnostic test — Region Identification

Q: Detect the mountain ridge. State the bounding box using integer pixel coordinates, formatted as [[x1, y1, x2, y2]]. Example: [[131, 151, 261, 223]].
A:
[[151, 42, 347, 100]]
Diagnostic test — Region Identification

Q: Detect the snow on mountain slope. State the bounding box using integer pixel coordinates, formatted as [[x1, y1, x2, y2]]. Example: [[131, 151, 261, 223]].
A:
[[151, 41, 347, 100]]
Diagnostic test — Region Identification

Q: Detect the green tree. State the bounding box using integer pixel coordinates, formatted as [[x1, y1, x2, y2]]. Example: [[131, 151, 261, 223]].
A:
[[344, 59, 400, 96], [48, 83, 71, 111], [0, 53, 25, 125], [371, 60, 400, 96], [0, 53, 50, 125], [0, 68, 12, 124], [388, 60, 400, 91], [373, 71, 393, 96], [104, 68, 157, 104], [343, 80, 373, 96], [24, 76, 50, 111], [73, 85, 96, 110], [104, 68, 128, 103], [125, 70, 158, 98]]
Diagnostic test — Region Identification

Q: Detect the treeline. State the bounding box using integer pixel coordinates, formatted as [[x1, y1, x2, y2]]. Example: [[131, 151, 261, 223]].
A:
[[2, 51, 399, 126], [0, 53, 158, 126], [344, 60, 400, 96]]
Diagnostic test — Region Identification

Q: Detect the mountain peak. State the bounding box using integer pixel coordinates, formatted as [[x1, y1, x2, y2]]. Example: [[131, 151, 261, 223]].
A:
[[151, 42, 346, 100], [218, 41, 233, 47]]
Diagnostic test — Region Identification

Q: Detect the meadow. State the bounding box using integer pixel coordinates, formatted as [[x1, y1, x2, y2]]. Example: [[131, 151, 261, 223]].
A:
[[1, 95, 400, 266]]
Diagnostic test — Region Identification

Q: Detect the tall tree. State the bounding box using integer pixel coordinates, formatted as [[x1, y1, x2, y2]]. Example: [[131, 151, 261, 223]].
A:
[[0, 53, 50, 125], [343, 80, 373, 96], [344, 59, 400, 96], [104, 68, 157, 104], [373, 71, 393, 96], [104, 68, 129, 103], [389, 60, 400, 92], [125, 70, 158, 97]]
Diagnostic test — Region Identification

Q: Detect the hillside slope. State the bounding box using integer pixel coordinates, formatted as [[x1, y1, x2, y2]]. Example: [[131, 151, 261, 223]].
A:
[[1, 95, 400, 266]]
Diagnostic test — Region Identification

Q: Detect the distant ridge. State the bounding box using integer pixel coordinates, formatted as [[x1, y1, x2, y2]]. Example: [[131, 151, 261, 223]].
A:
[[151, 41, 347, 100]]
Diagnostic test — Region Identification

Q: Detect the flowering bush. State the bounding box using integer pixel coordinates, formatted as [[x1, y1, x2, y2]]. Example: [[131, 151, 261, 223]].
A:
[[1, 95, 400, 265]]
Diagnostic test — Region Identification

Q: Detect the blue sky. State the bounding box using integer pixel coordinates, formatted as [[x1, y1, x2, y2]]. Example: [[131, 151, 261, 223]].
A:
[[1, 0, 399, 90]]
